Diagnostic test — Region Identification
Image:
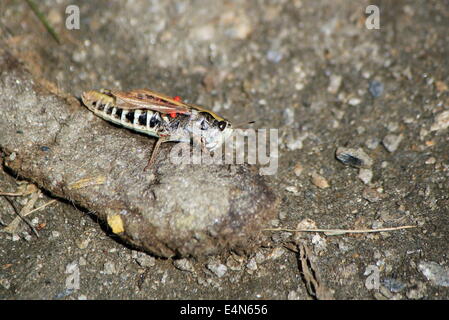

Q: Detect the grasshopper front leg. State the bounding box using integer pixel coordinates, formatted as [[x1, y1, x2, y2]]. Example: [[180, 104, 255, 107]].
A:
[[144, 136, 169, 171]]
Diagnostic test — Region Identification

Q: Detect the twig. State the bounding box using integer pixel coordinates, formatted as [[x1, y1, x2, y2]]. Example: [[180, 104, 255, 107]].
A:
[[263, 225, 416, 235], [24, 0, 61, 44]]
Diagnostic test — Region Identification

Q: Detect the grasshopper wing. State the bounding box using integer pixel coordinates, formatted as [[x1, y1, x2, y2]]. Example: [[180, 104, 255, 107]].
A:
[[111, 89, 192, 115]]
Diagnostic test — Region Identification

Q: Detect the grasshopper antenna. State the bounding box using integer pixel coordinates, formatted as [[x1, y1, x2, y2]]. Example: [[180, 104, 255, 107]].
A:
[[234, 120, 255, 128]]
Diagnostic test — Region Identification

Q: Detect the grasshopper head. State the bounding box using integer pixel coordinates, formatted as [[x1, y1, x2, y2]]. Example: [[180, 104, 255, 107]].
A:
[[189, 113, 233, 151]]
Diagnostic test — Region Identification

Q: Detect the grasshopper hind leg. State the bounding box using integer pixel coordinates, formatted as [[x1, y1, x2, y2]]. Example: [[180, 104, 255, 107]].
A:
[[144, 137, 169, 171]]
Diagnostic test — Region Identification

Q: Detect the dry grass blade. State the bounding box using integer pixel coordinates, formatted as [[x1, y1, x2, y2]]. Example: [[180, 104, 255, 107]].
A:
[[24, 199, 57, 216], [0, 183, 38, 197], [0, 192, 25, 196], [24, 0, 61, 44], [264, 225, 416, 236], [68, 176, 106, 190]]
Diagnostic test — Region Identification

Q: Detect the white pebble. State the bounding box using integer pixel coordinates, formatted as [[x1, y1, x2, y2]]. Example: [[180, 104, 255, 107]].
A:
[[430, 111, 449, 131], [382, 134, 403, 152], [358, 168, 373, 184], [207, 262, 228, 277]]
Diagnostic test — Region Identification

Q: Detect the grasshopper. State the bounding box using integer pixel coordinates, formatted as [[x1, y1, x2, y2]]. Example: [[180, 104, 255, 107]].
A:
[[81, 89, 233, 170]]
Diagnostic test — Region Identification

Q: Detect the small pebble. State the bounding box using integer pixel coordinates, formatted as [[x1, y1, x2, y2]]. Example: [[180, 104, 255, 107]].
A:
[[379, 286, 393, 299], [79, 256, 87, 266], [255, 251, 266, 264], [425, 157, 436, 165], [435, 81, 448, 92], [72, 50, 87, 63], [296, 218, 317, 230], [430, 110, 449, 131], [207, 262, 228, 277], [227, 18, 252, 40], [365, 137, 380, 150], [348, 97, 361, 106], [358, 168, 373, 184], [268, 247, 285, 260], [382, 278, 406, 293], [311, 234, 327, 252], [328, 75, 342, 94], [419, 128, 429, 139], [103, 262, 116, 275], [135, 253, 156, 268], [285, 133, 306, 150], [293, 162, 304, 176], [246, 258, 258, 271], [310, 172, 329, 189], [0, 278, 11, 290], [76, 238, 90, 249], [336, 147, 373, 168], [387, 122, 399, 132], [295, 82, 304, 91], [418, 262, 449, 287], [368, 80, 384, 98], [285, 186, 299, 194], [363, 188, 383, 202], [266, 50, 283, 63], [226, 255, 245, 271], [403, 117, 414, 124], [406, 282, 426, 299], [173, 258, 195, 273], [23, 232, 32, 241], [382, 134, 403, 153], [283, 108, 295, 126], [191, 24, 215, 41], [372, 221, 383, 229]]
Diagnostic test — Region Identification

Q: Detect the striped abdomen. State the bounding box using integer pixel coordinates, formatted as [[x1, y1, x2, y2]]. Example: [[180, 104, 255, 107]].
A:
[[82, 90, 169, 138]]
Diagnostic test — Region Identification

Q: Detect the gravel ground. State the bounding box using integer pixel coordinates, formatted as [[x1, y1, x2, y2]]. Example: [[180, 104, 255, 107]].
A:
[[0, 0, 448, 299]]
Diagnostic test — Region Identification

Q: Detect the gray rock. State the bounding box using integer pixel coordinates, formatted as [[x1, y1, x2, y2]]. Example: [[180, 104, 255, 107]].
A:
[[173, 258, 195, 273], [382, 134, 403, 153], [328, 75, 343, 94], [368, 80, 384, 98], [103, 262, 116, 275], [382, 278, 406, 293], [0, 50, 278, 258], [135, 252, 156, 268], [365, 137, 380, 150], [430, 111, 449, 132], [418, 262, 449, 287], [207, 262, 228, 277], [336, 147, 373, 168], [358, 168, 373, 185]]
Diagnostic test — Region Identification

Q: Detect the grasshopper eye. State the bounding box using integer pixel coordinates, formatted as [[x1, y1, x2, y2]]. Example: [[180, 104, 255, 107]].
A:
[[200, 120, 209, 130], [218, 121, 227, 131]]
